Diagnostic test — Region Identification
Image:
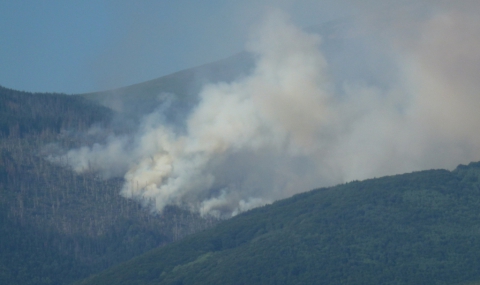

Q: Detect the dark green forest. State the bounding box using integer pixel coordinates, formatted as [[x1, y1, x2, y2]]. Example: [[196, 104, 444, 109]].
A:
[[0, 86, 216, 285], [77, 162, 480, 285]]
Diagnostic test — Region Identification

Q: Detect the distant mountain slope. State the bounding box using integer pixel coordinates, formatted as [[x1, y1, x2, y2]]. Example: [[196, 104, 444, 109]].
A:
[[78, 52, 254, 120], [77, 162, 480, 285]]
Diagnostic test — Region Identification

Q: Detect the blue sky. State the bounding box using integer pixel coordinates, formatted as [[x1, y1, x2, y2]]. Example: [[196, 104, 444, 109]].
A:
[[0, 1, 347, 94]]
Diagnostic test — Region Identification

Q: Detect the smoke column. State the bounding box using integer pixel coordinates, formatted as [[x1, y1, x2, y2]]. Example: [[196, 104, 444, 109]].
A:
[[57, 4, 480, 217]]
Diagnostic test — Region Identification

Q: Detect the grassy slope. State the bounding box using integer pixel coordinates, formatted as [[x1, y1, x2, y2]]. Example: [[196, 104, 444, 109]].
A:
[[77, 162, 480, 285]]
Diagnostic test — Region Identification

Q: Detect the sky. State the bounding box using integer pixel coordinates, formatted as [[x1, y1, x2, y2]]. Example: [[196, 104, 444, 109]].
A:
[[0, 1, 347, 94]]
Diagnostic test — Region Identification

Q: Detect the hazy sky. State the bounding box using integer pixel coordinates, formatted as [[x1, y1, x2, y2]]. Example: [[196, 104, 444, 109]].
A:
[[0, 1, 347, 94]]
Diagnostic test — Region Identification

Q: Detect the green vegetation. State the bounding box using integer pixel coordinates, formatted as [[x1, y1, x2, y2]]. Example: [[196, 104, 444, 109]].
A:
[[0, 86, 216, 285], [77, 162, 480, 285]]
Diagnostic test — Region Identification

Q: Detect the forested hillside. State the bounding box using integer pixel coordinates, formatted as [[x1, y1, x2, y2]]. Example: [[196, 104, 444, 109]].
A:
[[0, 86, 216, 285], [77, 162, 480, 285]]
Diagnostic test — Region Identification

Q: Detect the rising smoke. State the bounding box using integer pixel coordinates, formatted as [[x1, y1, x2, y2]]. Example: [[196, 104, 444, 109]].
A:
[[53, 3, 480, 217]]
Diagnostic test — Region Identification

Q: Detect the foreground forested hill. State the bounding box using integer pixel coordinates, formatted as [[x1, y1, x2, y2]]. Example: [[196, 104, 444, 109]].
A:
[[0, 86, 216, 285], [77, 161, 480, 285]]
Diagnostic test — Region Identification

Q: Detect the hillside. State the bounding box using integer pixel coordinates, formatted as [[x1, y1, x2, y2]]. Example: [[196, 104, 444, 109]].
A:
[[0, 86, 216, 285], [76, 162, 480, 285]]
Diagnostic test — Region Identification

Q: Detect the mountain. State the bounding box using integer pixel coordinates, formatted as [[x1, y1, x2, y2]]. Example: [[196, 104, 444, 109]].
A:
[[0, 50, 257, 283], [2, 18, 476, 285], [0, 48, 265, 284], [76, 162, 480, 285], [0, 86, 216, 285]]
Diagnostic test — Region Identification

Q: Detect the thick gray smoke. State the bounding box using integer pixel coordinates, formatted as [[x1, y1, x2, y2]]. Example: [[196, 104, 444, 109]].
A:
[[55, 4, 480, 217]]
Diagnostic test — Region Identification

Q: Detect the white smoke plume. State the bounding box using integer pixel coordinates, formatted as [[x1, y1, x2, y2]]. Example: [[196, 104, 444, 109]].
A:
[[56, 4, 480, 217]]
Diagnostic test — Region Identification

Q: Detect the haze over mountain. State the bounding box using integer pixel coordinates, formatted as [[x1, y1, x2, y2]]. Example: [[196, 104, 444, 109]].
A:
[[47, 2, 480, 218]]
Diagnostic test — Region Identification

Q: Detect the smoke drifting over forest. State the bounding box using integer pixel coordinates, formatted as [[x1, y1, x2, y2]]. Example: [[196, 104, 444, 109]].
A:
[[53, 2, 480, 217]]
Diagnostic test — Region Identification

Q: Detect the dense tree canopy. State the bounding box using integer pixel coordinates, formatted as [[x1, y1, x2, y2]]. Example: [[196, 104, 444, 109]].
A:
[[77, 162, 480, 285]]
